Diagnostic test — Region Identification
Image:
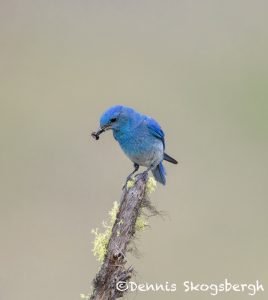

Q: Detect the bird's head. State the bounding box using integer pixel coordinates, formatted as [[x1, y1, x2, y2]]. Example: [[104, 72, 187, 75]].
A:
[[92, 105, 138, 140]]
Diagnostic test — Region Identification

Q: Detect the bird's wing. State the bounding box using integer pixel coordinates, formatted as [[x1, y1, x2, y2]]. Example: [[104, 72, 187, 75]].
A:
[[145, 117, 165, 149]]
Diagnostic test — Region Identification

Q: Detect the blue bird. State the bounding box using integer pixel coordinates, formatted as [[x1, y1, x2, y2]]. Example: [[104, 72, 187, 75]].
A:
[[92, 105, 177, 185]]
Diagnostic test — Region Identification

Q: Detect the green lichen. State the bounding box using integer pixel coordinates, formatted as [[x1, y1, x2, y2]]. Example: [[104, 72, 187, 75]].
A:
[[109, 200, 119, 224], [134, 176, 156, 230], [91, 228, 109, 262], [146, 176, 157, 194], [135, 213, 149, 231], [126, 177, 135, 189], [91, 177, 156, 262], [91, 201, 119, 262], [80, 293, 90, 299], [128, 175, 157, 192]]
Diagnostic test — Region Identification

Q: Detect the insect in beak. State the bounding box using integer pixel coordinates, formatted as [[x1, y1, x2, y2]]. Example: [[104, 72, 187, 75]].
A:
[[91, 124, 111, 140]]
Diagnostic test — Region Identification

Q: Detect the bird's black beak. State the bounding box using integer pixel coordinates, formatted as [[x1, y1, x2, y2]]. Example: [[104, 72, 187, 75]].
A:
[[91, 124, 111, 140]]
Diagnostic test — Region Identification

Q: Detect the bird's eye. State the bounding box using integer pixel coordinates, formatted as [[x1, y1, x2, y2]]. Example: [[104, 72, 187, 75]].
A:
[[110, 118, 117, 123]]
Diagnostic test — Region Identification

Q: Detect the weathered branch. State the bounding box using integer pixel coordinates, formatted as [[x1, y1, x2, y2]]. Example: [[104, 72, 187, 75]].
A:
[[90, 172, 156, 300]]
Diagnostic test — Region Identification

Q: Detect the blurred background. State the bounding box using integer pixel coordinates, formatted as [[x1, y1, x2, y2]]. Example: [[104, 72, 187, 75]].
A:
[[0, 1, 267, 299]]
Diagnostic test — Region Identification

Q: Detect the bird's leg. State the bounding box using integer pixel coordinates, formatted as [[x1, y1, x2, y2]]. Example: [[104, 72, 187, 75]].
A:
[[143, 165, 152, 176], [133, 165, 153, 183], [123, 163, 139, 189], [126, 163, 139, 182]]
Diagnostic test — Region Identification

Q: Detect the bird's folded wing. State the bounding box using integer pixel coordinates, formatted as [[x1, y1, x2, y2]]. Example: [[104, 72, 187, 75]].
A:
[[145, 117, 165, 149]]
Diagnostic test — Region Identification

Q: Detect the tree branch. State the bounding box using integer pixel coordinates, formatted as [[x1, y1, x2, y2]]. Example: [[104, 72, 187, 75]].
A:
[[90, 172, 156, 300]]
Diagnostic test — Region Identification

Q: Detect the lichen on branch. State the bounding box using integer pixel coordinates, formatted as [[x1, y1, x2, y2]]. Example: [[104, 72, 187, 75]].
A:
[[91, 177, 156, 263], [89, 173, 159, 300]]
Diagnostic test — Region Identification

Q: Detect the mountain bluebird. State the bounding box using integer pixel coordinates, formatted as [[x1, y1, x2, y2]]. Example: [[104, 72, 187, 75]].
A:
[[92, 105, 177, 185]]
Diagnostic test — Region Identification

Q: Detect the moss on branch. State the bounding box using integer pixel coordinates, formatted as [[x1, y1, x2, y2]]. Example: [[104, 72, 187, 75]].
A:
[[89, 173, 158, 300]]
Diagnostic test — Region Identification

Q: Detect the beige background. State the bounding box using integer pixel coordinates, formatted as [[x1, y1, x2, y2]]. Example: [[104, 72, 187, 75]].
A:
[[0, 1, 267, 299]]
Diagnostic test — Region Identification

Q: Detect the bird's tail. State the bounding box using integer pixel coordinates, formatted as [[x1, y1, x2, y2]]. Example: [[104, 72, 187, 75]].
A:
[[152, 162, 166, 185], [164, 153, 178, 164]]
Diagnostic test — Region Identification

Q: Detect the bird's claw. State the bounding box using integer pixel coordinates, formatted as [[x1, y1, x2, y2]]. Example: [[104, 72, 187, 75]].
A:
[[122, 171, 149, 190], [140, 170, 149, 181]]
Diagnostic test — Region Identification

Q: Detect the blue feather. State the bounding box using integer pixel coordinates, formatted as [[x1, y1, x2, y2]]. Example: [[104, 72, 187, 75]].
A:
[[152, 162, 166, 185], [145, 117, 165, 149], [97, 105, 177, 185]]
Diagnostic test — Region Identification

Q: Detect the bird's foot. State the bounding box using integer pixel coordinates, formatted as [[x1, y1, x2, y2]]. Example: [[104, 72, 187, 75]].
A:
[[133, 171, 149, 183], [122, 171, 149, 190], [141, 170, 149, 181]]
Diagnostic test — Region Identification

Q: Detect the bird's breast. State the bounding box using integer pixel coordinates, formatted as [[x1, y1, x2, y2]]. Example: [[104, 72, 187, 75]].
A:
[[114, 129, 163, 167]]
